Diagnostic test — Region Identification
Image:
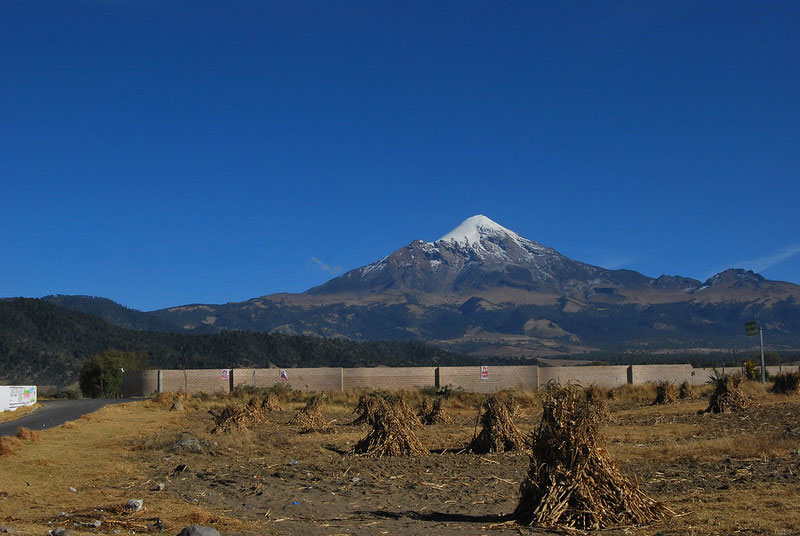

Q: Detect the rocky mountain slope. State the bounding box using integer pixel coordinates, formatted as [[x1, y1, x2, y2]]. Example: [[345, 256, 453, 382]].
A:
[[148, 216, 800, 357]]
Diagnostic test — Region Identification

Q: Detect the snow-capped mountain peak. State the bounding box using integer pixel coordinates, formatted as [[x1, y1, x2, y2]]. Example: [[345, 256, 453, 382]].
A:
[[437, 214, 519, 246]]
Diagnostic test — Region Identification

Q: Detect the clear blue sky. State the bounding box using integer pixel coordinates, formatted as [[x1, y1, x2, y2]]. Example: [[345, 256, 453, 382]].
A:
[[2, 1, 799, 311]]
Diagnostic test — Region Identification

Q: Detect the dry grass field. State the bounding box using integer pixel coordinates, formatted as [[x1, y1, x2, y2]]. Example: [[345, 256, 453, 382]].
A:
[[0, 403, 40, 424], [1, 383, 799, 535]]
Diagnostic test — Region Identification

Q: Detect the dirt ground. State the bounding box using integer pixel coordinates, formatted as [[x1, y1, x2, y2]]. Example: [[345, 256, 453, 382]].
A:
[[134, 392, 800, 536], [2, 387, 800, 535]]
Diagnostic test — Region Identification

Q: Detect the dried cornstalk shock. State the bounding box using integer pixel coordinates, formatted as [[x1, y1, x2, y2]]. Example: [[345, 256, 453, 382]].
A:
[[653, 381, 679, 405], [262, 393, 283, 412], [705, 373, 748, 413], [772, 371, 800, 395], [388, 395, 423, 428], [584, 384, 608, 408], [513, 384, 670, 529], [211, 397, 265, 434], [678, 381, 695, 399], [353, 396, 427, 457], [350, 394, 387, 426], [419, 397, 451, 425], [467, 394, 528, 453], [290, 395, 328, 430]]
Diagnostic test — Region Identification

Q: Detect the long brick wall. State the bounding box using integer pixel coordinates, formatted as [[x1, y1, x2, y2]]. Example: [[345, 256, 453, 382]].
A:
[[539, 365, 629, 388], [343, 367, 437, 391], [438, 366, 537, 393], [629, 364, 694, 385], [159, 369, 232, 394], [121, 370, 159, 397], [121, 363, 788, 396], [233, 367, 343, 392]]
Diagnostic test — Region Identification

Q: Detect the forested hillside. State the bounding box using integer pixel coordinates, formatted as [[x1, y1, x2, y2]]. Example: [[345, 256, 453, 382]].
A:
[[0, 299, 479, 386]]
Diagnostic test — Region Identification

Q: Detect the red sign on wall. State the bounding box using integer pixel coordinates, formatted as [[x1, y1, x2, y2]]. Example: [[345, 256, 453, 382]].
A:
[[480, 365, 489, 380]]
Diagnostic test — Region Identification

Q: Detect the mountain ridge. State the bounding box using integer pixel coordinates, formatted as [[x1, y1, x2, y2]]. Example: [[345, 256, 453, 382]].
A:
[[13, 216, 800, 358]]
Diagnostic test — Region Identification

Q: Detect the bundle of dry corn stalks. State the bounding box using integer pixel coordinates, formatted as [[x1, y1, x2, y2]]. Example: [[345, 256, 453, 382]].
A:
[[772, 371, 800, 395], [350, 393, 387, 426], [678, 381, 695, 399], [584, 384, 608, 408], [653, 381, 679, 405], [261, 393, 284, 412], [211, 397, 265, 434], [513, 384, 670, 529], [705, 373, 748, 413], [353, 396, 427, 457], [389, 394, 423, 428], [468, 394, 528, 453], [419, 397, 450, 425], [290, 395, 328, 430]]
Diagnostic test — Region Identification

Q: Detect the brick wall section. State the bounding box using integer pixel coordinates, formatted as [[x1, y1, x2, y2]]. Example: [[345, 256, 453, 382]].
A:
[[764, 365, 800, 377], [232, 367, 343, 392], [160, 369, 231, 394], [122, 363, 781, 396], [342, 367, 437, 391], [121, 370, 159, 397], [437, 366, 538, 393], [629, 364, 694, 385], [538, 365, 629, 388]]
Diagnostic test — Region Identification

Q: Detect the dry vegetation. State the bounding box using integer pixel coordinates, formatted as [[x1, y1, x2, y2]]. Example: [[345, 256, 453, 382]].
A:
[[654, 381, 679, 405], [1, 379, 799, 536], [0, 402, 41, 424], [467, 394, 528, 453], [514, 384, 669, 529], [706, 373, 749, 413]]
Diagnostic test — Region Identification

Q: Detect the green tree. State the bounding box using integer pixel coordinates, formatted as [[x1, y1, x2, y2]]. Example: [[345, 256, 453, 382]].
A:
[[79, 350, 148, 398]]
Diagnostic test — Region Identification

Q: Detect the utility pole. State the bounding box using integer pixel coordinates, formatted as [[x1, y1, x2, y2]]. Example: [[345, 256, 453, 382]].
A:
[[745, 321, 766, 384], [759, 327, 766, 384]]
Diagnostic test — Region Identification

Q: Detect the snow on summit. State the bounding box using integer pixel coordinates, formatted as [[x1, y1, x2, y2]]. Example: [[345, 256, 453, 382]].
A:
[[437, 215, 519, 245]]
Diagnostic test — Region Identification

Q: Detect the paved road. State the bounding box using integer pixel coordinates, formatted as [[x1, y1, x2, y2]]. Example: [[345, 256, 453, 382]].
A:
[[0, 398, 136, 436]]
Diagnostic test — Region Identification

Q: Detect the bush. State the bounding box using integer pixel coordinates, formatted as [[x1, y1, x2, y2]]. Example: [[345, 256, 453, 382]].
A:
[[79, 350, 148, 398], [47, 389, 80, 399], [772, 371, 800, 395], [743, 360, 758, 381]]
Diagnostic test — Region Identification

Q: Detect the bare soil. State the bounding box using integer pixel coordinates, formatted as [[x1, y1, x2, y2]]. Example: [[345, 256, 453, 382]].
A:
[[129, 396, 800, 535]]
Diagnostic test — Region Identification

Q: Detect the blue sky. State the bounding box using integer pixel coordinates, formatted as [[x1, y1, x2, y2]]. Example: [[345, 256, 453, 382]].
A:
[[2, 1, 799, 311]]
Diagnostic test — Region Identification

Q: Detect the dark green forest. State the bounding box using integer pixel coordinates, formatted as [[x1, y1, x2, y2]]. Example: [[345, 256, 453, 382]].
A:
[[0, 298, 484, 386]]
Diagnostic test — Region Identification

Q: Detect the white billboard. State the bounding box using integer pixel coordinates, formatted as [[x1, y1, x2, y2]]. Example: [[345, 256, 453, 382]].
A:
[[0, 386, 37, 412]]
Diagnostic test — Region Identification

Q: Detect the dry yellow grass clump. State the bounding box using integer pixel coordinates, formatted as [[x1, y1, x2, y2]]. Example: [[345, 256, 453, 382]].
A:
[[513, 384, 670, 529], [16, 427, 42, 441], [0, 436, 22, 456], [467, 394, 528, 453]]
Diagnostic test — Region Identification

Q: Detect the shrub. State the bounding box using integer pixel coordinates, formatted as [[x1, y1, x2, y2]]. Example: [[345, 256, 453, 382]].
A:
[[79, 350, 148, 398]]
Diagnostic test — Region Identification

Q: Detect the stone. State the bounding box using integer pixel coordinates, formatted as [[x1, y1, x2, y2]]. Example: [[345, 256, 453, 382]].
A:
[[0, 526, 16, 534], [154, 482, 165, 491], [48, 529, 71, 536], [176, 526, 221, 536], [170, 401, 184, 411], [125, 499, 143, 512], [170, 437, 210, 453]]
